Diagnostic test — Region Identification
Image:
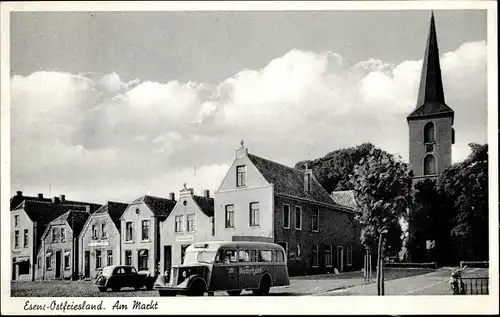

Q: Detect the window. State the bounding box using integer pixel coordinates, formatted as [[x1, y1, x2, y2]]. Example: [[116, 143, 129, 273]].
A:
[[312, 245, 319, 267], [101, 223, 107, 239], [283, 204, 290, 228], [46, 254, 52, 270], [175, 216, 184, 233], [141, 220, 150, 240], [52, 228, 57, 243], [14, 230, 19, 248], [14, 215, 19, 227], [296, 244, 302, 258], [249, 202, 259, 227], [273, 250, 285, 262], [225, 205, 234, 228], [181, 245, 190, 264], [23, 229, 29, 248], [424, 122, 435, 143], [278, 242, 288, 258], [64, 251, 71, 270], [258, 250, 272, 262], [295, 206, 302, 230], [217, 249, 238, 263], [236, 165, 246, 187], [125, 222, 133, 241], [347, 245, 353, 266], [92, 224, 98, 240], [125, 250, 132, 266], [96, 250, 102, 269], [37, 257, 41, 269], [187, 214, 195, 232], [238, 250, 250, 262], [19, 261, 30, 275], [61, 228, 66, 242], [325, 245, 332, 267], [424, 155, 437, 175], [249, 250, 258, 262], [312, 209, 319, 231], [107, 250, 113, 266], [138, 249, 149, 271]]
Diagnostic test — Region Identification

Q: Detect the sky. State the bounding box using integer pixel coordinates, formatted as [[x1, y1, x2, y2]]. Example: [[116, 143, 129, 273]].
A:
[[9, 9, 488, 204]]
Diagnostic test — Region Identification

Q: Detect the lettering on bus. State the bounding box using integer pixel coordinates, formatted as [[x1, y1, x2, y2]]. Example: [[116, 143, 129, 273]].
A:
[[240, 266, 263, 275]]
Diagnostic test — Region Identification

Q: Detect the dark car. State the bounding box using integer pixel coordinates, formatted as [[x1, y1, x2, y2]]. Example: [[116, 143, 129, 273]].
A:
[[95, 265, 155, 292]]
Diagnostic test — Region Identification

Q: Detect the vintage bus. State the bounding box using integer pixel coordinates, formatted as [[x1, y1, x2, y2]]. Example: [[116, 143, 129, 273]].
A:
[[154, 241, 290, 296]]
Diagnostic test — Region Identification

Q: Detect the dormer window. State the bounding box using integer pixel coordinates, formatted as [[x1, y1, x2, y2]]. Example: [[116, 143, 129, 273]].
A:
[[236, 165, 246, 187]]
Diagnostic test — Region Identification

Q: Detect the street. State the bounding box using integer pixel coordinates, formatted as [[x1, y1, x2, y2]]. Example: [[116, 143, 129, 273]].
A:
[[11, 268, 441, 297], [324, 268, 489, 296]]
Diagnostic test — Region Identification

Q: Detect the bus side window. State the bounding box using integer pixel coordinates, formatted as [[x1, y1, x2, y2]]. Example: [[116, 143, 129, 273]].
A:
[[227, 250, 238, 263], [259, 250, 272, 262], [249, 250, 258, 262], [238, 250, 250, 262], [273, 250, 284, 262]]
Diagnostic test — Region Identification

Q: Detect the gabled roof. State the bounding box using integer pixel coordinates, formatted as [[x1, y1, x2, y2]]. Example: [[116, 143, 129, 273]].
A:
[[52, 210, 90, 237], [247, 153, 337, 207], [193, 196, 214, 217], [407, 12, 454, 122], [331, 190, 358, 211], [131, 195, 177, 218], [94, 201, 129, 230], [10, 195, 51, 210]]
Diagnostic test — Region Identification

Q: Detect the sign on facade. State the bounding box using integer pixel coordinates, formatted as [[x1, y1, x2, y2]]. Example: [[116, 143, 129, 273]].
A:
[[176, 235, 194, 243], [88, 241, 110, 247]]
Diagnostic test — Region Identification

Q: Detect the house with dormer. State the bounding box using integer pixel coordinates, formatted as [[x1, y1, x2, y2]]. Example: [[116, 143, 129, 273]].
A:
[[11, 194, 101, 281], [120, 194, 176, 277], [214, 142, 362, 276], [79, 201, 129, 279], [159, 185, 215, 274], [36, 208, 90, 280]]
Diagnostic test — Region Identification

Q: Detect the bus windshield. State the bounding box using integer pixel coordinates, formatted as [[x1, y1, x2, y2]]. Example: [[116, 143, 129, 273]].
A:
[[183, 250, 217, 265]]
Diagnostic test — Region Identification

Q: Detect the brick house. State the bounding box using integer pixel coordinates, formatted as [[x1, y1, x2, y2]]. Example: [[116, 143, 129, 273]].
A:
[[79, 201, 129, 279], [10, 194, 101, 281], [159, 185, 214, 274], [214, 142, 362, 276], [120, 195, 176, 277], [36, 208, 90, 280]]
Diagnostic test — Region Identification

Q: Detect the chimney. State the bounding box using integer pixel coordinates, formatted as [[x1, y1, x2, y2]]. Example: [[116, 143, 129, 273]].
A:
[[52, 196, 61, 204], [189, 188, 194, 195], [169, 192, 175, 201], [203, 190, 210, 198], [16, 191, 23, 197], [38, 193, 44, 199], [304, 163, 312, 193], [60, 194, 66, 202], [235, 140, 248, 159]]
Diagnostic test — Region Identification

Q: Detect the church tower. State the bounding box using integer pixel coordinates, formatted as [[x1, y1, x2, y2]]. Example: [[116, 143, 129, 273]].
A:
[[407, 12, 455, 183]]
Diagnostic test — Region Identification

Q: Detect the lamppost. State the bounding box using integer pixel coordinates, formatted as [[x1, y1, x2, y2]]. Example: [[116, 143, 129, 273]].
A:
[[377, 226, 388, 296]]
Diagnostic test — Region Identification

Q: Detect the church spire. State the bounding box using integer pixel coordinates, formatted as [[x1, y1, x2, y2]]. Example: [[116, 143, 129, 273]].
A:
[[407, 12, 454, 122], [417, 11, 445, 106]]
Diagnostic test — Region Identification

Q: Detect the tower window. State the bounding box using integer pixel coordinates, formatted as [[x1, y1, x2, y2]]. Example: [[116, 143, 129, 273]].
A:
[[423, 122, 435, 143], [423, 155, 437, 175]]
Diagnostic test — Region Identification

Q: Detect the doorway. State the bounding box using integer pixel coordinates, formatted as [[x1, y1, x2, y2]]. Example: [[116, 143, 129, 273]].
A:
[[163, 245, 172, 274], [336, 246, 344, 272], [55, 251, 62, 279], [84, 251, 90, 278]]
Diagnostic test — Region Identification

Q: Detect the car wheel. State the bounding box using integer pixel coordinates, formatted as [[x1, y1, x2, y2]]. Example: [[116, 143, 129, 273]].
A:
[[252, 275, 271, 296], [227, 290, 242, 296], [98, 287, 107, 292], [187, 280, 205, 296], [134, 285, 141, 291], [146, 282, 154, 291]]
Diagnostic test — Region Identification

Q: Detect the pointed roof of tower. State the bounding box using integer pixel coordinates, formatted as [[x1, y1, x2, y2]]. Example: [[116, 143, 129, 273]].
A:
[[407, 12, 454, 122]]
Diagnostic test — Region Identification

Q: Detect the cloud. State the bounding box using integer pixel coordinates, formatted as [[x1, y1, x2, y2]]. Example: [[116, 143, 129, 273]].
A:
[[10, 41, 488, 203]]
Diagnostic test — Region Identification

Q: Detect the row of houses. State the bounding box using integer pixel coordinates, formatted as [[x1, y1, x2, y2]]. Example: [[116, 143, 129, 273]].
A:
[[11, 143, 362, 281]]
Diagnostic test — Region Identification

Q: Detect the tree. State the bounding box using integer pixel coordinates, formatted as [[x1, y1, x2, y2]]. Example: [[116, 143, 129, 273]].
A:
[[295, 143, 375, 192], [436, 143, 488, 262], [348, 146, 413, 295]]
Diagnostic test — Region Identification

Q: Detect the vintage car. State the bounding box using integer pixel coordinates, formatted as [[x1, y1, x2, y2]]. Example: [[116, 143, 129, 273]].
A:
[[154, 241, 290, 296], [94, 265, 155, 292]]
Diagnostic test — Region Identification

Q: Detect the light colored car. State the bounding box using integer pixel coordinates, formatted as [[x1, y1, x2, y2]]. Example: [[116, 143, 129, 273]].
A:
[[94, 265, 155, 292]]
